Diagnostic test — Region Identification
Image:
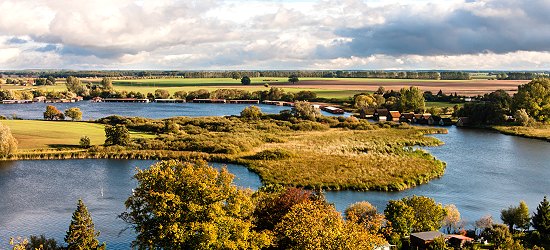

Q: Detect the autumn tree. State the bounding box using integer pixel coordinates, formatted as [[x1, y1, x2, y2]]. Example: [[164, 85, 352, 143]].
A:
[[43, 105, 64, 120], [354, 94, 379, 118], [154, 89, 170, 99], [240, 105, 263, 120], [65, 76, 88, 96], [512, 78, 550, 122], [65, 199, 105, 250], [65, 107, 82, 121], [173, 90, 187, 99], [384, 200, 415, 238], [275, 200, 387, 249], [100, 77, 113, 91], [121, 160, 272, 249], [104, 124, 130, 146], [231, 72, 241, 80], [475, 215, 493, 235], [291, 101, 320, 121], [345, 201, 386, 235], [442, 204, 461, 234], [0, 122, 17, 158]]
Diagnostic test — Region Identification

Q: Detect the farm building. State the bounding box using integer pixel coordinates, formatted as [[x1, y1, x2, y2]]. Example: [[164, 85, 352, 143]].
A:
[[447, 235, 473, 248], [413, 114, 431, 124], [400, 112, 415, 123], [410, 231, 445, 249], [374, 109, 389, 121], [388, 111, 401, 121]]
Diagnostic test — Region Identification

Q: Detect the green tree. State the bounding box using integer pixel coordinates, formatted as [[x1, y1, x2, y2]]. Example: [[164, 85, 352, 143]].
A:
[[241, 76, 251, 85], [532, 196, 550, 236], [294, 91, 317, 101], [514, 109, 531, 126], [512, 78, 550, 122], [65, 107, 82, 121], [403, 195, 445, 232], [43, 105, 64, 120], [99, 77, 113, 90], [240, 105, 263, 120], [354, 94, 379, 118], [231, 72, 241, 80], [65, 76, 88, 96], [291, 101, 320, 121], [65, 199, 105, 250], [121, 160, 272, 249], [173, 90, 187, 100], [399, 86, 425, 113], [428, 236, 450, 250], [79, 136, 91, 148], [154, 89, 170, 99], [0, 122, 17, 158], [384, 200, 416, 238], [482, 224, 523, 250], [288, 75, 299, 84], [104, 124, 130, 146], [501, 201, 530, 232], [29, 234, 62, 250]]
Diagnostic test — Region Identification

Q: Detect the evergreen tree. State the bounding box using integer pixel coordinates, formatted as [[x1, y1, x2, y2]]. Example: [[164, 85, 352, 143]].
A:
[[65, 199, 105, 250], [533, 196, 550, 236]]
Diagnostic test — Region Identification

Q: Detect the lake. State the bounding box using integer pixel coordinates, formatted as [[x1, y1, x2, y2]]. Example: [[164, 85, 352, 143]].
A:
[[0, 101, 345, 120], [0, 128, 549, 249]]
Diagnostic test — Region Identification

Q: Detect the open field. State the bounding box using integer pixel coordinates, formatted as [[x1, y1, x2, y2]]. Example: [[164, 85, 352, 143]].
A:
[[493, 125, 550, 142], [0, 120, 154, 149]]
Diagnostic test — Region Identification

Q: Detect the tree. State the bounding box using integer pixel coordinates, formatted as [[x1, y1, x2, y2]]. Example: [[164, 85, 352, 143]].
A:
[[0, 122, 17, 158], [532, 196, 550, 236], [99, 77, 113, 90], [482, 224, 521, 249], [43, 105, 64, 120], [399, 86, 425, 113], [275, 200, 386, 249], [514, 109, 531, 126], [104, 124, 130, 146], [121, 160, 272, 249], [501, 201, 530, 232], [512, 78, 550, 122], [65, 76, 88, 96], [65, 107, 83, 121], [65, 199, 105, 250], [231, 72, 241, 80], [294, 91, 317, 101], [428, 236, 450, 250], [34, 78, 47, 86], [241, 76, 251, 85], [288, 75, 299, 84], [345, 201, 385, 234], [154, 89, 170, 99], [29, 234, 62, 250], [80, 136, 91, 148], [403, 195, 445, 232], [291, 101, 320, 121], [475, 215, 493, 235], [354, 94, 379, 118], [240, 105, 263, 120], [442, 204, 461, 234], [384, 200, 416, 238], [173, 90, 187, 100]]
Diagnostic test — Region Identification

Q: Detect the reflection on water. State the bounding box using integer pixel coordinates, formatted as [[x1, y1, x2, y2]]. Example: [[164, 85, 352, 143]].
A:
[[0, 127, 549, 249]]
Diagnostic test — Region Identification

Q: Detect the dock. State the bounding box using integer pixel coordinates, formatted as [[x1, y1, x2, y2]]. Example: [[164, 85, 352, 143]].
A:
[[228, 100, 260, 104], [192, 99, 227, 103], [103, 98, 150, 103], [155, 99, 186, 103], [1, 100, 33, 104], [263, 100, 294, 106]]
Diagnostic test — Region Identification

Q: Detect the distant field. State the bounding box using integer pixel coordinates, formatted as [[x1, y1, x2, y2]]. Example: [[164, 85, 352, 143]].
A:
[[1, 120, 154, 149], [3, 77, 529, 98]]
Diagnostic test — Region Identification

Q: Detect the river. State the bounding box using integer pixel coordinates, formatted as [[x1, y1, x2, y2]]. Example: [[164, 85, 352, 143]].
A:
[[0, 126, 549, 249]]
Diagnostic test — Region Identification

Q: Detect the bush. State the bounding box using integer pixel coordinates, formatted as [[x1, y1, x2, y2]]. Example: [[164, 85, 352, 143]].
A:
[[79, 136, 91, 148], [0, 122, 18, 157], [240, 106, 263, 120], [247, 148, 294, 160], [514, 109, 531, 126]]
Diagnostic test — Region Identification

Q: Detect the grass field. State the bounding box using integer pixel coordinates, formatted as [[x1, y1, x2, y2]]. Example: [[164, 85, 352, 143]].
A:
[[1, 120, 154, 149], [493, 125, 550, 142]]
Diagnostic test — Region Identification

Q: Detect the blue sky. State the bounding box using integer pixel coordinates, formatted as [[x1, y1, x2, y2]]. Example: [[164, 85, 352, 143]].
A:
[[0, 0, 549, 70]]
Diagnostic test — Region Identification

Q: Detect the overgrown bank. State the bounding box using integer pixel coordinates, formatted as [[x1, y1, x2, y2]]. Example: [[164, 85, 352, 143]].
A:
[[1, 113, 447, 191]]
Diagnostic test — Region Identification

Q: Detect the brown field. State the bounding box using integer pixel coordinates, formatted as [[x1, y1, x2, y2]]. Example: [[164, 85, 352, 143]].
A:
[[270, 79, 529, 96]]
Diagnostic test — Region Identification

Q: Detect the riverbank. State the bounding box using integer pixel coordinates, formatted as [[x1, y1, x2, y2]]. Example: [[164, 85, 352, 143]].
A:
[[492, 125, 550, 142], [1, 117, 447, 191]]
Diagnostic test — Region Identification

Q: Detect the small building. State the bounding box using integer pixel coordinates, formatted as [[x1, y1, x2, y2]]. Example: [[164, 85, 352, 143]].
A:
[[400, 112, 415, 123], [322, 106, 345, 114], [91, 97, 104, 103], [456, 117, 470, 127], [410, 231, 445, 249], [374, 109, 389, 121], [447, 235, 473, 249], [388, 111, 401, 121], [414, 113, 431, 124]]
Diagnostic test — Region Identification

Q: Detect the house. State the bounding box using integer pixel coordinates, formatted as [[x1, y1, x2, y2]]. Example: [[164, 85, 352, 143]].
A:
[[428, 116, 441, 125], [400, 112, 415, 123], [447, 235, 473, 249], [374, 109, 389, 121], [414, 113, 431, 124], [388, 111, 401, 121], [440, 118, 453, 126], [410, 231, 445, 249], [456, 117, 470, 127]]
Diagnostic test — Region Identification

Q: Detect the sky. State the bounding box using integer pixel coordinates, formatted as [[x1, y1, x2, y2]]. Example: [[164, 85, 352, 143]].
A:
[[0, 0, 549, 70]]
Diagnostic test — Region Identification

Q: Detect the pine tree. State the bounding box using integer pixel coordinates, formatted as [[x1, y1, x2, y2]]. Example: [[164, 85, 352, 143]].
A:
[[65, 199, 105, 250], [532, 196, 550, 236]]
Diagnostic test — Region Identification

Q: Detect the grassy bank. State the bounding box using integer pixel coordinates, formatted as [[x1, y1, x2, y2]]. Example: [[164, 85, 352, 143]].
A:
[[493, 125, 550, 142]]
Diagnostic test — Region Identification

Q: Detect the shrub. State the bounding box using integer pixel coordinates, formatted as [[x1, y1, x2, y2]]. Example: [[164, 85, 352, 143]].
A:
[[0, 122, 18, 157], [79, 136, 91, 148], [240, 106, 263, 120], [247, 148, 294, 160]]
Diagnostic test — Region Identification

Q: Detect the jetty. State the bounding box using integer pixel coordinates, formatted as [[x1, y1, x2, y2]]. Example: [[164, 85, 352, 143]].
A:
[[103, 98, 150, 103], [155, 99, 186, 103], [192, 99, 227, 103], [228, 100, 260, 104], [263, 100, 294, 106], [1, 100, 33, 104]]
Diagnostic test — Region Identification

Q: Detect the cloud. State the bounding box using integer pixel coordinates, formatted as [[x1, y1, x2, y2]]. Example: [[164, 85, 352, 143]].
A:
[[0, 0, 548, 69]]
